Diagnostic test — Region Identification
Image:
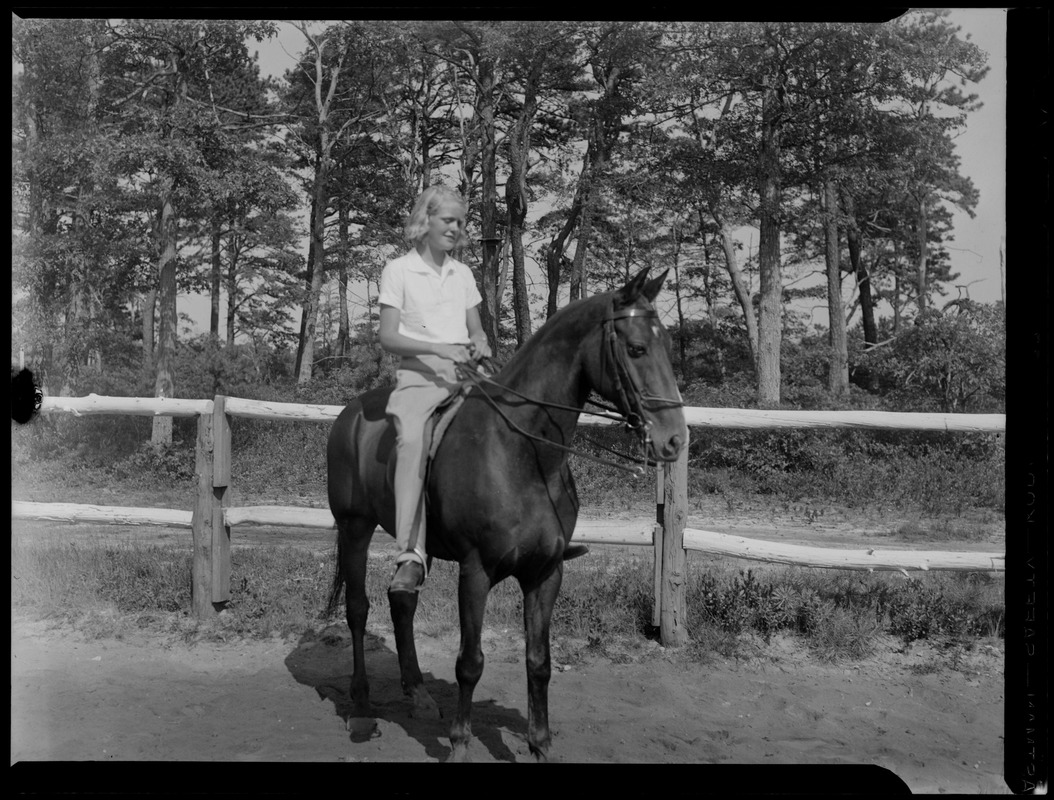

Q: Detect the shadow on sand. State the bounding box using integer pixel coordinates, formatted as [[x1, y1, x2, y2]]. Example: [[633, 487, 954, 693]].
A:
[[283, 625, 528, 762]]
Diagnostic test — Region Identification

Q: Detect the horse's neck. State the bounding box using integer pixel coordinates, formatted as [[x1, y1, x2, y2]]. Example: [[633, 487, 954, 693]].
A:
[[492, 299, 601, 429]]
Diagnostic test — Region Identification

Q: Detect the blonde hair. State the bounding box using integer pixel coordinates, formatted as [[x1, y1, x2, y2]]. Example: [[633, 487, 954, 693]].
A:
[[404, 185, 469, 247]]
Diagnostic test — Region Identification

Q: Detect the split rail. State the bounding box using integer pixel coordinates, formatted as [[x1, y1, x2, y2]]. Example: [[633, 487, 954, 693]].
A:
[[12, 393, 1006, 645]]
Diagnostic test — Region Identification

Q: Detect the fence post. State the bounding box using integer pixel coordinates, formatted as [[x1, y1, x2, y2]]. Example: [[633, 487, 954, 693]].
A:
[[211, 395, 231, 604], [191, 406, 217, 619], [659, 429, 689, 647], [652, 465, 664, 628]]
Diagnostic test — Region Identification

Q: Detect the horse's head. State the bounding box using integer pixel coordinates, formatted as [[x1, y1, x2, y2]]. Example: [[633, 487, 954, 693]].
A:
[[588, 268, 687, 463]]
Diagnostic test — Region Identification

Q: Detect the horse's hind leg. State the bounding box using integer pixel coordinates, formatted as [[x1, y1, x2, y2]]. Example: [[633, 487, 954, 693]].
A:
[[338, 517, 378, 739], [448, 557, 491, 762], [388, 563, 442, 721], [520, 564, 564, 762]]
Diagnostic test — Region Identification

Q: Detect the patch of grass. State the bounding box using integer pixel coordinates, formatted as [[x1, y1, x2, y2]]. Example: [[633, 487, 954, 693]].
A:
[[12, 529, 1005, 663], [12, 537, 192, 620], [889, 518, 995, 543]]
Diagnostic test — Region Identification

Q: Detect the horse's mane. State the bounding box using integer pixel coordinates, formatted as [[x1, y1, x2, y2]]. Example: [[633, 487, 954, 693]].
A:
[[496, 291, 612, 381]]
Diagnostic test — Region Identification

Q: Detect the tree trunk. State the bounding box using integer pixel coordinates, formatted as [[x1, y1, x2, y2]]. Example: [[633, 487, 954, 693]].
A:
[[893, 273, 901, 334], [210, 218, 222, 340], [142, 290, 156, 367], [916, 194, 928, 314], [544, 190, 583, 319], [710, 203, 759, 377], [892, 240, 903, 335], [337, 205, 350, 361], [999, 235, 1006, 309], [570, 186, 594, 302], [505, 69, 538, 348], [756, 52, 783, 407], [842, 193, 877, 346], [225, 251, 237, 347], [476, 57, 500, 353], [152, 193, 177, 446], [297, 150, 329, 385], [294, 190, 318, 378], [823, 180, 849, 398], [671, 236, 687, 374], [507, 205, 531, 348]]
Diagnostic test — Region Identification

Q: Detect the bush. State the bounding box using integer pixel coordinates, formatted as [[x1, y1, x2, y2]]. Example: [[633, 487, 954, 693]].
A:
[[886, 572, 1004, 643], [684, 427, 1004, 511], [108, 441, 197, 486], [684, 565, 1002, 655]]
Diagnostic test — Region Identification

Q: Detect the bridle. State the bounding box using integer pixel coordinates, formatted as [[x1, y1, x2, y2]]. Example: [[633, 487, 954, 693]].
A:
[[455, 301, 683, 476], [601, 305, 684, 439]]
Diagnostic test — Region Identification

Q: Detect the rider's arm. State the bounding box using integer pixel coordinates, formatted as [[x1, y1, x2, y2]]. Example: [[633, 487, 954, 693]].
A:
[[465, 306, 492, 359]]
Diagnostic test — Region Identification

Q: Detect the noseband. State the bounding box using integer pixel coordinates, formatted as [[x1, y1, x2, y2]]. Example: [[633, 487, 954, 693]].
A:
[[602, 305, 684, 446]]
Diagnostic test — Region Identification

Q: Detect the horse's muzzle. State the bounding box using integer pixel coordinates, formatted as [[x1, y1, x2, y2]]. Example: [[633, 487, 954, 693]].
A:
[[650, 429, 686, 463]]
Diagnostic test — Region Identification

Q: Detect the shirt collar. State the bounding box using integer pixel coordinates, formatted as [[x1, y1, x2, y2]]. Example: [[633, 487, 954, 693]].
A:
[[409, 247, 456, 279]]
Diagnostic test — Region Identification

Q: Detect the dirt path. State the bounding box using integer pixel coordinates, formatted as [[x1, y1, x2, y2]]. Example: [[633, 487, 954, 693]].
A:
[[11, 617, 1006, 793]]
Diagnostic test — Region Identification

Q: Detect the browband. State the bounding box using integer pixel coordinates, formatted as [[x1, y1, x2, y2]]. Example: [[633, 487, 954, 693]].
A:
[[606, 307, 658, 321]]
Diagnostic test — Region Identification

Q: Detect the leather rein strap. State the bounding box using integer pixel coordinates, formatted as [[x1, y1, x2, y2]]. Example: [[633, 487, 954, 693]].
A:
[[454, 302, 683, 476]]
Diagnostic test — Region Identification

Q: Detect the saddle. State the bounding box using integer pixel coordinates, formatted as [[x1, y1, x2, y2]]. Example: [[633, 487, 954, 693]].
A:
[[425, 383, 470, 462], [417, 371, 591, 562]]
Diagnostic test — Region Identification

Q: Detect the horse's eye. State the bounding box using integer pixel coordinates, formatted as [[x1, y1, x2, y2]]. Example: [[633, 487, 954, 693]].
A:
[[627, 343, 647, 358]]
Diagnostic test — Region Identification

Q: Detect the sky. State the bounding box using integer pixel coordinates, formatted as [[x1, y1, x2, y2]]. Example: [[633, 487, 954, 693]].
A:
[[182, 10, 1009, 335]]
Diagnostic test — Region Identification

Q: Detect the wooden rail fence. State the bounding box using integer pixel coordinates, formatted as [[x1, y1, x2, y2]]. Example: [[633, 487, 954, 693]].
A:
[[13, 393, 1006, 646]]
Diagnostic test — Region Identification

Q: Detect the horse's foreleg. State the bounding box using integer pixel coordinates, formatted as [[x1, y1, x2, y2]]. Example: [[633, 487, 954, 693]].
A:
[[448, 559, 490, 762], [388, 584, 441, 721], [340, 519, 378, 740], [521, 564, 563, 762]]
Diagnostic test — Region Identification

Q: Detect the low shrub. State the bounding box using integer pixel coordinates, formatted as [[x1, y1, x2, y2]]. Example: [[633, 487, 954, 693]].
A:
[[11, 532, 1005, 658]]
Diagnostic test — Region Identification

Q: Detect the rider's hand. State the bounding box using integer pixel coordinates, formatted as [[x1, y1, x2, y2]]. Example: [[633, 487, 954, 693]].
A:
[[433, 343, 473, 364], [469, 336, 492, 361]]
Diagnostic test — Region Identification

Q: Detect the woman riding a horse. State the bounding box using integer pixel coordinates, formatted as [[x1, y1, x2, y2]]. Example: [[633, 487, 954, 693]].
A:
[[377, 185, 492, 594]]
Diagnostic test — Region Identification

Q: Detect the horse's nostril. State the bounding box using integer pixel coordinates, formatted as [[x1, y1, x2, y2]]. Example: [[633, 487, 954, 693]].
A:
[[663, 434, 683, 458]]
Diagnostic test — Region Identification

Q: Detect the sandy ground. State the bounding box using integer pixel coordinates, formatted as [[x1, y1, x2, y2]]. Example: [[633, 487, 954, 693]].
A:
[[11, 490, 1008, 791], [11, 612, 1006, 793]]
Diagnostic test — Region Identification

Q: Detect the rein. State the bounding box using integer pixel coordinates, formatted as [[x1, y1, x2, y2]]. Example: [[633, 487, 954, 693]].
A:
[[455, 362, 648, 475], [454, 303, 683, 477]]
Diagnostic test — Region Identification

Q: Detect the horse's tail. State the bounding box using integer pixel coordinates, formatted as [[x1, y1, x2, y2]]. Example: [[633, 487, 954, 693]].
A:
[[323, 527, 347, 620]]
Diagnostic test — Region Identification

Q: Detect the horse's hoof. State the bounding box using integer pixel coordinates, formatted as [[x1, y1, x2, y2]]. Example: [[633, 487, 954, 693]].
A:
[[409, 688, 442, 721], [448, 743, 471, 762], [529, 739, 551, 762], [346, 716, 379, 742]]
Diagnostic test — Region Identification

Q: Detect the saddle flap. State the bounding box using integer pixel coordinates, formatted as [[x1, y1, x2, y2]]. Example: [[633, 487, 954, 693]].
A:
[[426, 390, 467, 461]]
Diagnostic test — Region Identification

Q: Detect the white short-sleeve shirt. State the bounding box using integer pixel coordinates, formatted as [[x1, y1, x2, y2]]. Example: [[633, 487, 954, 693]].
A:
[[378, 248, 483, 345]]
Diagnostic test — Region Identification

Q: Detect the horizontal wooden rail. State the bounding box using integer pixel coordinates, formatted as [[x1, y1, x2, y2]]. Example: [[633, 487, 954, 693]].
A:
[[12, 502, 1005, 574], [223, 396, 341, 422], [682, 407, 1005, 432], [39, 393, 1005, 433], [40, 395, 213, 418], [12, 500, 194, 528], [681, 528, 1004, 573], [224, 505, 335, 529], [216, 507, 1004, 574]]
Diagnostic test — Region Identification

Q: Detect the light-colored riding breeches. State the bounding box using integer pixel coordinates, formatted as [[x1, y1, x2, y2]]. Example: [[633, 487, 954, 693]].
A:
[[385, 354, 461, 571]]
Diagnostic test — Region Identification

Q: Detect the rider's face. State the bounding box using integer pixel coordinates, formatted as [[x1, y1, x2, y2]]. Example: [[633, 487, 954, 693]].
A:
[[425, 201, 465, 253]]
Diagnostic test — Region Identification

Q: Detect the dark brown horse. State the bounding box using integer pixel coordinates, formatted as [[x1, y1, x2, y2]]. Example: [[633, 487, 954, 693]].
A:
[[325, 267, 687, 761]]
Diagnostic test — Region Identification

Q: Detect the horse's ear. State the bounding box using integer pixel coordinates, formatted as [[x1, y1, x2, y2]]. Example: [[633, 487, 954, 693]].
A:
[[614, 267, 651, 308], [642, 269, 669, 303]]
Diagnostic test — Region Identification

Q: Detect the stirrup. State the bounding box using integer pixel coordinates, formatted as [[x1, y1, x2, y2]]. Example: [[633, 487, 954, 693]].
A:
[[389, 559, 426, 594]]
